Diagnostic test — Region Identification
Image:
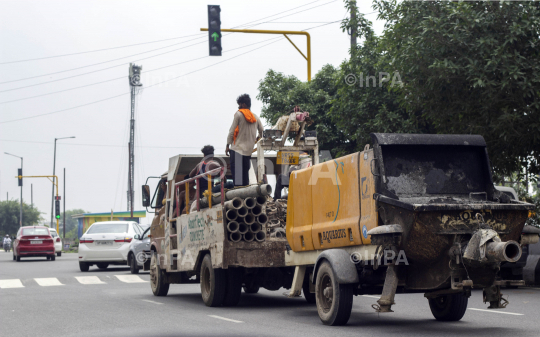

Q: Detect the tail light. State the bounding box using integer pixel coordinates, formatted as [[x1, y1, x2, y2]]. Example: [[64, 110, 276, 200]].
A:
[[80, 239, 94, 244], [114, 237, 132, 243], [56, 238, 61, 242]]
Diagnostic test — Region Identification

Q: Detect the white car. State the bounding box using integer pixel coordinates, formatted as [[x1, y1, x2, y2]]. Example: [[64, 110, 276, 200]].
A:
[[48, 228, 63, 257], [78, 221, 143, 272]]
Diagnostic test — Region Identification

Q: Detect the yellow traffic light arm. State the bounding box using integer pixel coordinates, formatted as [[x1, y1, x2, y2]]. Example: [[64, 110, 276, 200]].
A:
[[16, 175, 60, 232], [200, 28, 311, 81]]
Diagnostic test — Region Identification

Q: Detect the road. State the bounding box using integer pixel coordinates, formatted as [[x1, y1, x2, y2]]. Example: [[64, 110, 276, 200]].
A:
[[1, 251, 538, 337]]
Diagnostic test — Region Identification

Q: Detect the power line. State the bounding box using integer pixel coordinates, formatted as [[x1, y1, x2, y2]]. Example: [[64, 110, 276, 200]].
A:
[[0, 139, 203, 149]]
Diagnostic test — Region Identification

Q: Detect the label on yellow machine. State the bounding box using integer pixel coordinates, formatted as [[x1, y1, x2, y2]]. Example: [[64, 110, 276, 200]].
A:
[[277, 151, 299, 165]]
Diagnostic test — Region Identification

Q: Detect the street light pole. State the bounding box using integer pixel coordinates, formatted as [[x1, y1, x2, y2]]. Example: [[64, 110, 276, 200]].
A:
[[4, 152, 23, 227], [50, 136, 75, 227]]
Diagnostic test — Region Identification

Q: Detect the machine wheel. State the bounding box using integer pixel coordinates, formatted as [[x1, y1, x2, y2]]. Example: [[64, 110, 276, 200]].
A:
[[129, 254, 140, 274], [150, 252, 169, 296], [303, 272, 316, 304], [428, 293, 468, 321], [50, 255, 56, 261], [223, 268, 242, 307], [315, 261, 353, 326], [79, 262, 89, 272], [96, 263, 109, 270], [57, 252, 62, 257], [200, 254, 226, 307]]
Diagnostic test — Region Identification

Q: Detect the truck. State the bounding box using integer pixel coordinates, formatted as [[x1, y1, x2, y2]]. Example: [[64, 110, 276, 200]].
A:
[[282, 133, 536, 325]]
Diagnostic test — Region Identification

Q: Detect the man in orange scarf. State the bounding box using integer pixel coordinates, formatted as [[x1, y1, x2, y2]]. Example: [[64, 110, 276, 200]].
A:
[[226, 94, 264, 186]]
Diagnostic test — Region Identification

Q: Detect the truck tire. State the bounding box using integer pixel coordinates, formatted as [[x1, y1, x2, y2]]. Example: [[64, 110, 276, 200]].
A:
[[303, 272, 316, 304], [315, 261, 353, 326], [200, 254, 226, 307], [428, 293, 468, 321], [150, 252, 169, 296], [79, 262, 90, 272], [223, 268, 242, 307], [129, 253, 139, 274], [243, 283, 260, 294]]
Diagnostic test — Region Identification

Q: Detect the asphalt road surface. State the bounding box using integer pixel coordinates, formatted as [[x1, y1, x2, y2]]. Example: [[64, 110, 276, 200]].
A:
[[1, 251, 539, 337]]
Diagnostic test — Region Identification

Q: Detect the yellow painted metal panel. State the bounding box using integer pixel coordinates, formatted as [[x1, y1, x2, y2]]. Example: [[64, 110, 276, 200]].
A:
[[286, 167, 315, 251], [359, 148, 378, 244], [310, 153, 363, 249]]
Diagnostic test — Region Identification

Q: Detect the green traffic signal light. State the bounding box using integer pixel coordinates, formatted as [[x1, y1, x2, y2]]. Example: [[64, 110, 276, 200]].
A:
[[56, 215, 60, 219]]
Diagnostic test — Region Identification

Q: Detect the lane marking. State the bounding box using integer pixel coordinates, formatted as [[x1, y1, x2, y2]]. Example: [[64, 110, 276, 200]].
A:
[[362, 295, 380, 299], [0, 279, 24, 289], [75, 276, 106, 285], [469, 308, 524, 316], [142, 299, 163, 305], [35, 278, 63, 286], [208, 315, 244, 323], [115, 275, 148, 283]]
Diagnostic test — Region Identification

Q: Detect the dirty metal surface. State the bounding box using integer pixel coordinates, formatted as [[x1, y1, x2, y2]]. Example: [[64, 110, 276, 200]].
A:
[[222, 239, 288, 268]]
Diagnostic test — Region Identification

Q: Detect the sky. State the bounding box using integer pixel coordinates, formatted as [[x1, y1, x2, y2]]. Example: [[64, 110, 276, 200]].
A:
[[0, 0, 385, 226]]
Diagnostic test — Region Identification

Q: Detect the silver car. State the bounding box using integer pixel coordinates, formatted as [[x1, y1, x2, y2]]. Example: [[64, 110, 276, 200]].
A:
[[127, 226, 150, 274]]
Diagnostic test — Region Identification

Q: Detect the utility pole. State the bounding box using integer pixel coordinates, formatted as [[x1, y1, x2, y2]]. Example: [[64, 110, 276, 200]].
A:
[[128, 63, 142, 218], [5, 152, 23, 226], [31, 184, 33, 208], [350, 0, 357, 50], [63, 168, 66, 239]]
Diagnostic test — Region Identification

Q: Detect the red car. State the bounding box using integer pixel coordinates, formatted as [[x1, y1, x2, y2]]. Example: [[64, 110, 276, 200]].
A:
[[13, 226, 56, 261]]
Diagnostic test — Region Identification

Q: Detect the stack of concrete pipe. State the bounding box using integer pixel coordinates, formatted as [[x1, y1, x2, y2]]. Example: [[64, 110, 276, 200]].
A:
[[225, 196, 268, 243]]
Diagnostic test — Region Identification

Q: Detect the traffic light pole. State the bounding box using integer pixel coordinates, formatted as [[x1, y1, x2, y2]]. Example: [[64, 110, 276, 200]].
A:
[[18, 175, 59, 232], [200, 28, 312, 81]]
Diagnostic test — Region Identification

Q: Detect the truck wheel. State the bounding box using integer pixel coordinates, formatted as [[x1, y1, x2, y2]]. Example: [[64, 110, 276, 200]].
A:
[[79, 262, 90, 272], [223, 268, 242, 307], [428, 293, 468, 321], [129, 254, 140, 274], [150, 252, 169, 296], [303, 272, 316, 304], [315, 261, 353, 326], [200, 254, 226, 307], [97, 263, 109, 270], [243, 283, 260, 294]]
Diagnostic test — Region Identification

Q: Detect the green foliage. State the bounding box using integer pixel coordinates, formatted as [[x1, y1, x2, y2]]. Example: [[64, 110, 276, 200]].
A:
[[59, 209, 86, 234], [0, 200, 43, 236]]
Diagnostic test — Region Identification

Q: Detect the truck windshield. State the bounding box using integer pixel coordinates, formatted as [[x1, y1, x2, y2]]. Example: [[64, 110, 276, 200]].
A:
[[87, 223, 128, 234]]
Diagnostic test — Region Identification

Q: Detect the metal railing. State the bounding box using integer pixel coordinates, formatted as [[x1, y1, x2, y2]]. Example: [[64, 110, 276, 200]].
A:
[[174, 167, 225, 217]]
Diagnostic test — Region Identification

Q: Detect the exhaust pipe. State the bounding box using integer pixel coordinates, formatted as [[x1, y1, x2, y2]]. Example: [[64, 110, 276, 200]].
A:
[[255, 231, 266, 242], [256, 196, 266, 206], [229, 232, 241, 242], [224, 197, 243, 210], [256, 213, 268, 225], [244, 232, 254, 242], [238, 223, 249, 235], [251, 205, 263, 216], [237, 206, 248, 217], [244, 197, 256, 209], [250, 223, 262, 233], [226, 209, 238, 222], [227, 221, 239, 233], [243, 213, 255, 225], [486, 240, 522, 263]]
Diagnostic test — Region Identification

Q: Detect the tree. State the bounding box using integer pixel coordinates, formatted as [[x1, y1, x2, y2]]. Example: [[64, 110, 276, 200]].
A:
[[375, 0, 540, 178], [0, 200, 43, 236]]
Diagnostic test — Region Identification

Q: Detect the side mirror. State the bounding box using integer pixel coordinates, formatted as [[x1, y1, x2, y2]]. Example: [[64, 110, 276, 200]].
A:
[[134, 234, 141, 240], [142, 185, 151, 207]]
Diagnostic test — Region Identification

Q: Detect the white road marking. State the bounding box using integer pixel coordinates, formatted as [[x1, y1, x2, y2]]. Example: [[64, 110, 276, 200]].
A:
[[469, 308, 524, 316], [76, 276, 106, 285], [142, 299, 163, 305], [34, 278, 63, 286], [208, 315, 244, 323], [115, 275, 148, 283], [362, 295, 380, 299], [0, 279, 24, 289]]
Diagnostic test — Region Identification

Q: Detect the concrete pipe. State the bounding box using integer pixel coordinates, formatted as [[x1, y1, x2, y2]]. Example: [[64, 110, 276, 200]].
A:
[[249, 223, 262, 233], [270, 228, 286, 238], [227, 221, 239, 233], [243, 213, 255, 225], [224, 197, 243, 210], [244, 197, 256, 209], [255, 231, 266, 242], [256, 213, 268, 225], [243, 232, 255, 242], [251, 205, 263, 216], [238, 223, 249, 235], [229, 232, 242, 242], [237, 206, 248, 217], [486, 240, 522, 263], [226, 209, 238, 222], [256, 196, 266, 206], [199, 184, 273, 209]]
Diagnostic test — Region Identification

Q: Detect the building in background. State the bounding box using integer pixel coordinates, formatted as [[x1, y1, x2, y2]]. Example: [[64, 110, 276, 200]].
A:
[[72, 211, 146, 238]]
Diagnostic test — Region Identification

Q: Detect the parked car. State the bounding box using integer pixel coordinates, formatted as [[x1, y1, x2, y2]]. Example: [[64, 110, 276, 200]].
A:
[[48, 228, 63, 257], [13, 226, 55, 261], [128, 226, 151, 274], [78, 221, 143, 272]]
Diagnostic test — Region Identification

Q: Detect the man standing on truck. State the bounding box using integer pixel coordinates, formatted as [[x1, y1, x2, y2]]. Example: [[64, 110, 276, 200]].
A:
[[226, 94, 264, 186]]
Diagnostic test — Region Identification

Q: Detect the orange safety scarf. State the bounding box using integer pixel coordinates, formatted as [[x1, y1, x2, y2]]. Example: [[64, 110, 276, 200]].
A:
[[233, 109, 256, 144]]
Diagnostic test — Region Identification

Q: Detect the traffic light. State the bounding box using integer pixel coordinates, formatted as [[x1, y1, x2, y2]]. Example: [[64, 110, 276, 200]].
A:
[[18, 168, 22, 186], [55, 196, 61, 219], [207, 5, 222, 56]]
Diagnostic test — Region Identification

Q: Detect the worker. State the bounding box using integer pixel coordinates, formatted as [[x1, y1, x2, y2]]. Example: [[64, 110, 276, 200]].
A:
[[226, 94, 264, 187], [185, 145, 223, 213]]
